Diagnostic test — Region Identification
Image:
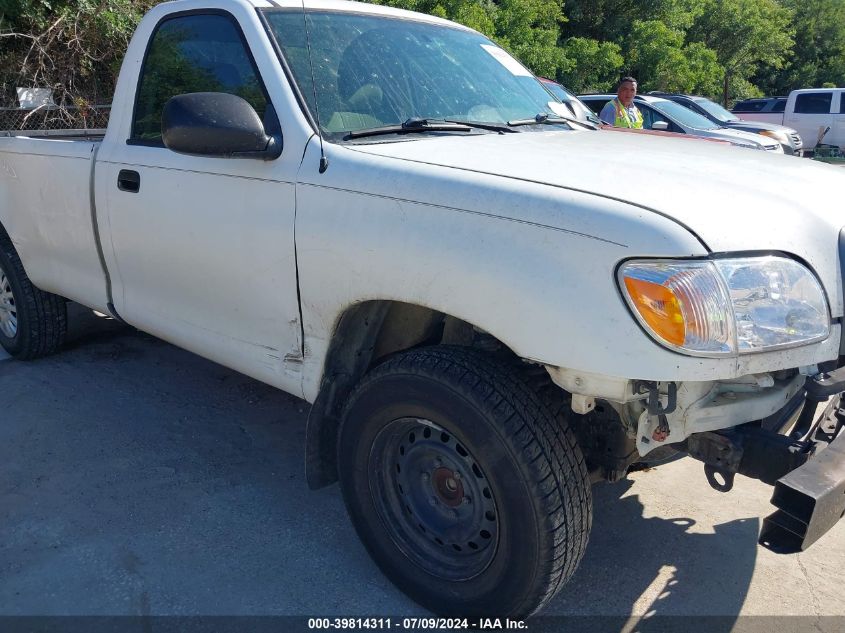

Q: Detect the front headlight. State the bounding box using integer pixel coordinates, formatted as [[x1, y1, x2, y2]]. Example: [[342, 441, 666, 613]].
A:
[[758, 129, 789, 145], [619, 256, 830, 356]]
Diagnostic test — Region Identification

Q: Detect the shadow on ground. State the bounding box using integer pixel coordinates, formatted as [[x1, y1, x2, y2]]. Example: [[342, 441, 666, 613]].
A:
[[541, 480, 758, 631]]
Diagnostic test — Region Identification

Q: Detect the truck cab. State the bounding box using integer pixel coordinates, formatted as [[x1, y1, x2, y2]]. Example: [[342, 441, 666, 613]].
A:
[[733, 89, 845, 151], [784, 88, 845, 150]]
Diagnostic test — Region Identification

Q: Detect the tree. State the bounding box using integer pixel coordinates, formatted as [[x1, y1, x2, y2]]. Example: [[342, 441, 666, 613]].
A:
[[688, 0, 794, 104], [625, 19, 722, 95], [491, 0, 568, 79], [559, 37, 623, 93], [563, 0, 704, 41], [756, 0, 845, 94], [0, 0, 155, 107]]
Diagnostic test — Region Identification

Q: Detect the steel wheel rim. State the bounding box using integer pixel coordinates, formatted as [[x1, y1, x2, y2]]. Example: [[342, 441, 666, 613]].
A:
[[369, 417, 499, 581], [0, 263, 17, 339]]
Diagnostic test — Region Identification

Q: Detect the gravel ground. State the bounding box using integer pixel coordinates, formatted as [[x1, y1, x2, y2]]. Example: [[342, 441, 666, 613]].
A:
[[1, 305, 843, 630]]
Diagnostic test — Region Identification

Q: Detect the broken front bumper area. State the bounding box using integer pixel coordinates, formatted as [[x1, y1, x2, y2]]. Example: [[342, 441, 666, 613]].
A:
[[684, 365, 845, 554]]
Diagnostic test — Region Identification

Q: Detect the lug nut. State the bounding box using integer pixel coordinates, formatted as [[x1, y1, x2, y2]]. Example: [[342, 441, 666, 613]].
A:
[[429, 497, 438, 506], [434, 458, 442, 467], [462, 497, 471, 505], [421, 472, 430, 482], [453, 471, 461, 480]]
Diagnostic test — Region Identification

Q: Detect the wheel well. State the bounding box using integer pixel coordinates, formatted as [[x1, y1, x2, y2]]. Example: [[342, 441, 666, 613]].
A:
[[305, 300, 518, 489]]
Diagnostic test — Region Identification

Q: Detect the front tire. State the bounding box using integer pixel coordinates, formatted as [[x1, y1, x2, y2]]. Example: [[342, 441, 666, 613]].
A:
[[337, 346, 592, 618], [0, 228, 67, 359]]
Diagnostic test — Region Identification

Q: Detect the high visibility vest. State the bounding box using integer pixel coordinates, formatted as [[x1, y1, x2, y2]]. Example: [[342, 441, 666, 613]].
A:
[[613, 99, 643, 129]]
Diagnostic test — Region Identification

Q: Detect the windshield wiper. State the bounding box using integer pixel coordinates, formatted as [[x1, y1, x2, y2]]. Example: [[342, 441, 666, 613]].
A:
[[443, 119, 517, 134], [344, 118, 473, 140], [507, 112, 598, 131], [559, 115, 599, 130]]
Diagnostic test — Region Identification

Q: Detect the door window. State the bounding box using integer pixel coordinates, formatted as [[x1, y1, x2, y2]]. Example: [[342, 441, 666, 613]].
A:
[[733, 100, 765, 112], [639, 105, 660, 129], [132, 13, 268, 142], [794, 93, 833, 114], [840, 94, 845, 114], [584, 100, 605, 116]]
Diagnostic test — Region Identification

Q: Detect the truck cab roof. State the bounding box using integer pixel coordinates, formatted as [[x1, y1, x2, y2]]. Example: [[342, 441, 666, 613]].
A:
[[181, 0, 472, 28]]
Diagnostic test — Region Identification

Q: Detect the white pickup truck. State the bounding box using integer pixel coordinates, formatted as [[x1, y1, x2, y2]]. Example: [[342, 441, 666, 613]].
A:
[[735, 88, 845, 151], [2, 0, 845, 620]]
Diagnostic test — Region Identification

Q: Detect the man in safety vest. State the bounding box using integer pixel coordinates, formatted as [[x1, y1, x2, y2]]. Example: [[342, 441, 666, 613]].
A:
[[599, 77, 643, 129]]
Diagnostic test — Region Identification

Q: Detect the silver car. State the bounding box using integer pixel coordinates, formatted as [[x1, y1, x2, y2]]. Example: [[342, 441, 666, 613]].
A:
[[580, 94, 784, 152]]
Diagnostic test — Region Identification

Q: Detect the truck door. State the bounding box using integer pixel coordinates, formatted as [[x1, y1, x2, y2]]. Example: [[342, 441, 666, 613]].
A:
[[787, 91, 834, 149], [96, 11, 303, 394]]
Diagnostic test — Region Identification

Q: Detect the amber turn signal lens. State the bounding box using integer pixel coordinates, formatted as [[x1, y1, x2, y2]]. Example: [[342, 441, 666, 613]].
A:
[[618, 260, 734, 356], [623, 277, 686, 346]]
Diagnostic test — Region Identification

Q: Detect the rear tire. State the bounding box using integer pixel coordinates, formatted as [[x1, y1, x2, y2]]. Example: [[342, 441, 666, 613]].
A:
[[337, 346, 592, 618], [0, 228, 67, 359]]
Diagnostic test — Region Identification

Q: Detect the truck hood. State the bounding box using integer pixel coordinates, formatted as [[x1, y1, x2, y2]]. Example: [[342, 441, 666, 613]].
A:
[[349, 129, 845, 311]]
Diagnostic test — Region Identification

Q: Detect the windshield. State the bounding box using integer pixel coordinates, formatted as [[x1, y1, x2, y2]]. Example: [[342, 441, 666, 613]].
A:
[[651, 99, 721, 130], [263, 10, 563, 140], [692, 97, 739, 122]]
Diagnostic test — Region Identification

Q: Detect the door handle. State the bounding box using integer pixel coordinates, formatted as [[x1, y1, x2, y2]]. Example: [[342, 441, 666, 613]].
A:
[[117, 169, 140, 193]]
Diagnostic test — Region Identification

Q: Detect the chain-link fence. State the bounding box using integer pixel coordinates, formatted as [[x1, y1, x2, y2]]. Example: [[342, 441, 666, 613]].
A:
[[0, 105, 110, 133]]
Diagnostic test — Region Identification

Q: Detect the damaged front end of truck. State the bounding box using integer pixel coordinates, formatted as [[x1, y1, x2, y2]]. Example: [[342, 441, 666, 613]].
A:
[[546, 235, 845, 554]]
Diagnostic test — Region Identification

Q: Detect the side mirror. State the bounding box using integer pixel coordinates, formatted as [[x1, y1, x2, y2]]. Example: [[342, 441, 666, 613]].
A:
[[651, 120, 670, 131], [162, 92, 282, 160]]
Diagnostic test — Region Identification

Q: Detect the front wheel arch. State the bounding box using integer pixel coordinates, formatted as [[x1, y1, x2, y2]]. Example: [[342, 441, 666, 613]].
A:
[[304, 301, 518, 489]]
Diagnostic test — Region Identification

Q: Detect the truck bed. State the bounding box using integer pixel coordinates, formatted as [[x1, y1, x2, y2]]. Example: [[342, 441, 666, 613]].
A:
[[1, 128, 106, 141], [0, 134, 110, 313]]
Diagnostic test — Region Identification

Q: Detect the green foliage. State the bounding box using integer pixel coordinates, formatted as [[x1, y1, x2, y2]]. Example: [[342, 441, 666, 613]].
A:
[[625, 20, 722, 95], [689, 0, 794, 99], [755, 0, 845, 94], [561, 0, 798, 102], [559, 37, 623, 93], [0, 0, 155, 106], [693, 0, 794, 71], [563, 0, 703, 41], [491, 0, 568, 79]]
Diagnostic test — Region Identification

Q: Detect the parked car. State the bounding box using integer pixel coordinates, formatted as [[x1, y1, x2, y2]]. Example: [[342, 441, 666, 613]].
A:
[[733, 89, 845, 151], [540, 81, 730, 146], [579, 94, 784, 152], [539, 79, 709, 143], [650, 91, 803, 155], [2, 0, 844, 620], [538, 78, 601, 125], [732, 96, 788, 118]]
